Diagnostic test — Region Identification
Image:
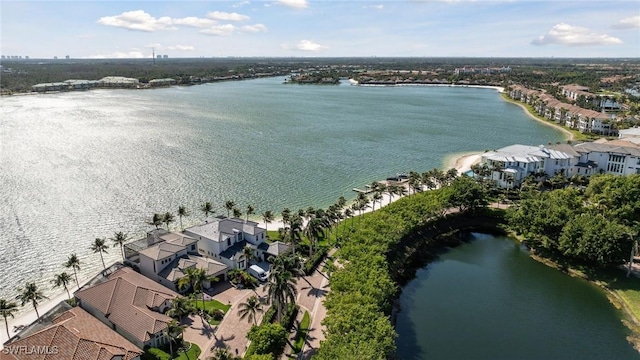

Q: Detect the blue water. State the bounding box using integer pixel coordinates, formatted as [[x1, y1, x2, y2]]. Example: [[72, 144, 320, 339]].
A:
[[0, 78, 564, 303]]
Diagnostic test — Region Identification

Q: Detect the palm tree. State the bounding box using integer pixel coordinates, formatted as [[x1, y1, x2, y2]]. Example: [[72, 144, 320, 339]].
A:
[[162, 212, 175, 231], [147, 213, 163, 229], [177, 205, 190, 231], [110, 231, 129, 262], [224, 201, 236, 218], [262, 210, 274, 234], [64, 253, 81, 288], [178, 267, 216, 312], [242, 246, 255, 269], [344, 207, 354, 228], [245, 204, 255, 222], [232, 207, 242, 219], [167, 296, 193, 321], [337, 196, 347, 210], [237, 295, 263, 326], [266, 267, 297, 323], [305, 217, 323, 257], [288, 214, 304, 255], [281, 208, 291, 229], [210, 347, 236, 360], [200, 201, 214, 218], [51, 272, 73, 300], [17, 282, 48, 320], [1, 299, 19, 339], [372, 192, 383, 211], [90, 237, 109, 270], [163, 319, 186, 357]]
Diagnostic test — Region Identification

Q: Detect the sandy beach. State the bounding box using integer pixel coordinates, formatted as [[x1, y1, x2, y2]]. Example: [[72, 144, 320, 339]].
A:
[[1, 151, 480, 349]]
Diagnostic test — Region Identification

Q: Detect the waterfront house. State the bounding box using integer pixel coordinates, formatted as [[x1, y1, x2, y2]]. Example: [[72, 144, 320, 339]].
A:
[[560, 84, 593, 101], [481, 144, 577, 188], [1, 303, 141, 360], [74, 267, 178, 349], [573, 140, 640, 176], [184, 216, 269, 270], [125, 230, 229, 290]]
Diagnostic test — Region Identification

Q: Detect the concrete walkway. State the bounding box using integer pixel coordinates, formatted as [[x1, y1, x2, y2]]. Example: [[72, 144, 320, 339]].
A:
[[282, 250, 334, 359], [201, 283, 268, 359]]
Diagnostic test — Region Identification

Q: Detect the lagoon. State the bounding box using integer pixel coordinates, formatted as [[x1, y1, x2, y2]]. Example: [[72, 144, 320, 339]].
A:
[[395, 233, 638, 359], [0, 77, 564, 303]]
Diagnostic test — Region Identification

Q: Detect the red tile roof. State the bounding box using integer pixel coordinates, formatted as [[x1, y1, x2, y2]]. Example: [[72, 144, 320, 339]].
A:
[[74, 267, 178, 344], [0, 307, 141, 360]]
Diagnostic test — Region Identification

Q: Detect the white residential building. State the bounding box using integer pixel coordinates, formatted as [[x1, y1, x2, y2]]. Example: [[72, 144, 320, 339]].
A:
[[573, 140, 640, 176], [184, 217, 269, 270], [481, 144, 578, 188]]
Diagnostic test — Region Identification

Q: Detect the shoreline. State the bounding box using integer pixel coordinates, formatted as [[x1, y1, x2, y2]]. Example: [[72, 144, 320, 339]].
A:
[[500, 94, 575, 141], [356, 82, 504, 93]]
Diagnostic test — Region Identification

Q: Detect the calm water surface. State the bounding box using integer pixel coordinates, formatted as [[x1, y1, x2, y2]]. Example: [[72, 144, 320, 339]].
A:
[[0, 78, 564, 303], [396, 233, 638, 359]]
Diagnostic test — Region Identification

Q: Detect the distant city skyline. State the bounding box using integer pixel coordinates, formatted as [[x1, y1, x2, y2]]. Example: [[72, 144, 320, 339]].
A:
[[1, 0, 639, 59]]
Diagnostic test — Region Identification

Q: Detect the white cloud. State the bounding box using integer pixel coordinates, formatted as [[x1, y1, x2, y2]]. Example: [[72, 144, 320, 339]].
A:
[[612, 15, 640, 29], [97, 10, 175, 32], [294, 40, 328, 51], [241, 24, 268, 32], [85, 51, 147, 59], [207, 11, 250, 22], [363, 4, 384, 10], [200, 24, 237, 36], [232, 1, 250, 8], [275, 0, 308, 9], [173, 17, 216, 28], [531, 23, 622, 46], [166, 45, 195, 51]]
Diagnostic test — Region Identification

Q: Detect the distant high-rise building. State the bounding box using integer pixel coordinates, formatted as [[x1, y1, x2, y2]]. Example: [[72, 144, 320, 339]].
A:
[[65, 55, 70, 59], [157, 55, 162, 59], [54, 56, 58, 59], [1, 55, 5, 59], [25, 56, 29, 59], [163, 55, 168, 59]]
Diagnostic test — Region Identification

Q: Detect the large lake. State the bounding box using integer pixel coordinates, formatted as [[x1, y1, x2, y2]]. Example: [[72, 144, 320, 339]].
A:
[[396, 233, 638, 359], [0, 78, 564, 303]]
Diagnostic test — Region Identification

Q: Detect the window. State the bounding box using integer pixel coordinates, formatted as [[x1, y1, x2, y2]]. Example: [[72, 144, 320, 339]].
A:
[[191, 245, 195, 251]]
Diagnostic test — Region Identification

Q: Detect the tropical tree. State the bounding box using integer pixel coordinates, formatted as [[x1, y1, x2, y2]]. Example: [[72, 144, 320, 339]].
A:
[[90, 237, 109, 270], [224, 201, 236, 218], [177, 267, 216, 312], [372, 192, 383, 211], [246, 204, 255, 222], [51, 272, 73, 300], [166, 296, 193, 321], [17, 282, 48, 320], [177, 205, 190, 231], [148, 213, 163, 229], [1, 299, 19, 339], [237, 295, 263, 326], [305, 216, 324, 257], [281, 208, 291, 229], [262, 210, 274, 234], [200, 201, 214, 218], [162, 212, 175, 231], [64, 253, 81, 288], [233, 207, 242, 219], [344, 208, 354, 229], [266, 267, 297, 323], [408, 171, 421, 194], [210, 347, 237, 360], [242, 246, 255, 269], [163, 319, 186, 357], [110, 231, 129, 261], [356, 192, 368, 217]]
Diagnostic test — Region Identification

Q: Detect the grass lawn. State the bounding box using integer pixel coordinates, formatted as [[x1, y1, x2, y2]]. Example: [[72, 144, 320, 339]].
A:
[[292, 311, 311, 354], [188, 299, 231, 313], [174, 342, 201, 360]]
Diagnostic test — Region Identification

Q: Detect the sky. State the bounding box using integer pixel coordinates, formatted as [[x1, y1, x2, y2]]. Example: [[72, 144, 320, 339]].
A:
[[1, 0, 639, 59]]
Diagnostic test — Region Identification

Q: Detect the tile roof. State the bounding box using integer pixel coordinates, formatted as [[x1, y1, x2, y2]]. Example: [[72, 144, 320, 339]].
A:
[[138, 242, 186, 261], [1, 307, 141, 360], [75, 267, 178, 344], [266, 241, 291, 257], [574, 140, 640, 157], [158, 255, 228, 282], [185, 217, 265, 242]]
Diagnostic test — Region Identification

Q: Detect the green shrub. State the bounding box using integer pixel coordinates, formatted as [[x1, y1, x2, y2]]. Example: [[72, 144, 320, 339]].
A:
[[304, 248, 328, 275], [247, 323, 287, 357], [143, 347, 171, 360]]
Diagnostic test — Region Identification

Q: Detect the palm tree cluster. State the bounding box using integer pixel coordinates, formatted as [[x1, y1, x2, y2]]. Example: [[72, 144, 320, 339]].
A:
[[265, 254, 301, 323]]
